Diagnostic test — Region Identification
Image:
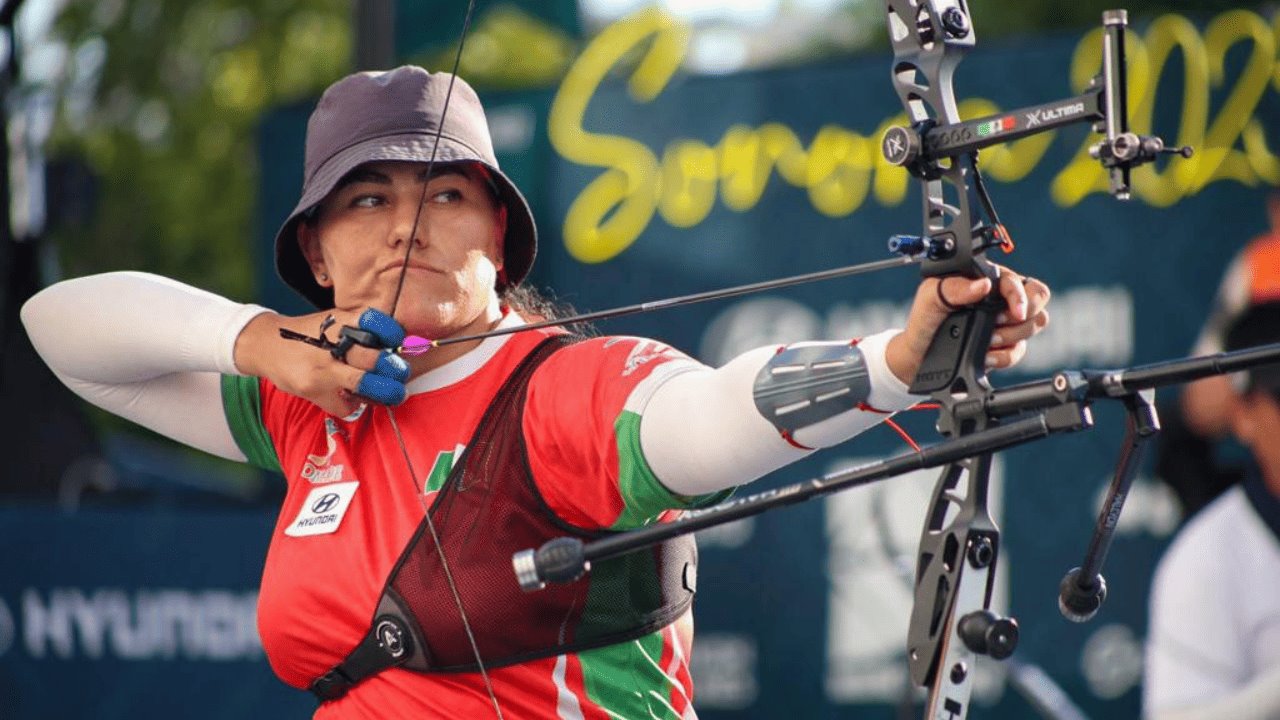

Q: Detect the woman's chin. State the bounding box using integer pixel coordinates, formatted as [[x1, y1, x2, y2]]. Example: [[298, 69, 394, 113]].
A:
[[397, 303, 496, 340]]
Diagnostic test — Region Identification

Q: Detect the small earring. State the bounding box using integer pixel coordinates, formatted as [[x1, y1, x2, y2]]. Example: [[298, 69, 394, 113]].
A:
[[319, 272, 329, 282]]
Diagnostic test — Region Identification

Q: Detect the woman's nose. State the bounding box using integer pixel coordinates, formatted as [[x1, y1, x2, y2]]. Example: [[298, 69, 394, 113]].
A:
[[391, 199, 428, 248]]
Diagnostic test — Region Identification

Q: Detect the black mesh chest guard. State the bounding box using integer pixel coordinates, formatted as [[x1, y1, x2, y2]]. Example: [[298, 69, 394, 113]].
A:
[[311, 335, 699, 701]]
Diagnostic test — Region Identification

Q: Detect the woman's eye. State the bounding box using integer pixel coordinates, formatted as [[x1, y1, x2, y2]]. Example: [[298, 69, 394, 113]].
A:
[[351, 194, 383, 208], [430, 188, 462, 203]]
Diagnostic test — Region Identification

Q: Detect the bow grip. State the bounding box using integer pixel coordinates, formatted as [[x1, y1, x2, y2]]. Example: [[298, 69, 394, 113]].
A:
[[909, 288, 1005, 396]]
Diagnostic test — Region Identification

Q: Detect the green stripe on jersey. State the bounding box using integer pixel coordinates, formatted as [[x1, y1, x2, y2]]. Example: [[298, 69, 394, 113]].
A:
[[220, 374, 281, 472], [611, 410, 733, 530], [424, 447, 462, 493], [578, 631, 684, 719]]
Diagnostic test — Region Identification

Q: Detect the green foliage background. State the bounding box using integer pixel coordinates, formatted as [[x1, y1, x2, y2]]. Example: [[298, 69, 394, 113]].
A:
[[47, 0, 352, 301]]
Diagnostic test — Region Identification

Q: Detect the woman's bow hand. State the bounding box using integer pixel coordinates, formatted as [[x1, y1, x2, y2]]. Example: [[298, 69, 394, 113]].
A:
[[887, 267, 1051, 387]]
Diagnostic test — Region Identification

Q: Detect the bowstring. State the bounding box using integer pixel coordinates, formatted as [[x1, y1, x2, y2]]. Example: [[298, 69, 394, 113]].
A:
[[380, 1, 504, 717]]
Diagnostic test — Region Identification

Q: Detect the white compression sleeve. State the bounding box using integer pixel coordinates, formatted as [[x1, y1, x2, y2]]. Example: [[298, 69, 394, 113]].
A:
[[639, 329, 921, 496], [21, 272, 271, 461]]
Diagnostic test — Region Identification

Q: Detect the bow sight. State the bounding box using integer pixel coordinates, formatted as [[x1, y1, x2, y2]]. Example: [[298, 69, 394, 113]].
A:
[[880, 7, 1193, 280]]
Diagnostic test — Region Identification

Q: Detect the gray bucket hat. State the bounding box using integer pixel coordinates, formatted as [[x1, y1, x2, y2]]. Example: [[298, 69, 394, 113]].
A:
[[274, 66, 537, 309]]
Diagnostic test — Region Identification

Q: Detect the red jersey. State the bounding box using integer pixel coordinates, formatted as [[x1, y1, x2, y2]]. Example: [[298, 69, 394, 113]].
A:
[[222, 320, 723, 718]]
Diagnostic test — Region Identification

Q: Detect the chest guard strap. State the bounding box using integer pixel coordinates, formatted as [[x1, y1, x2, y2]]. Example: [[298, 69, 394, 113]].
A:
[[311, 335, 699, 701]]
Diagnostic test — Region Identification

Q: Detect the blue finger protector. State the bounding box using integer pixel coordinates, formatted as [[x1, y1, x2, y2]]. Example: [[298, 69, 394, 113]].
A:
[[359, 308, 406, 348], [375, 351, 410, 383], [358, 372, 407, 406]]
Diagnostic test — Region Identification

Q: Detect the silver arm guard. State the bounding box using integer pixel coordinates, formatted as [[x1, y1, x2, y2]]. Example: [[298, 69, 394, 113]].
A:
[[753, 342, 873, 433]]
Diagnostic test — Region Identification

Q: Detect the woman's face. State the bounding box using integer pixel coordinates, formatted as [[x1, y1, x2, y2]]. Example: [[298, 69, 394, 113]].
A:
[[298, 160, 506, 339]]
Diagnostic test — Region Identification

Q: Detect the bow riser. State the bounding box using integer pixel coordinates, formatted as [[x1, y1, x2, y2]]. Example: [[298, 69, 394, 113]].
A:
[[885, 0, 993, 280]]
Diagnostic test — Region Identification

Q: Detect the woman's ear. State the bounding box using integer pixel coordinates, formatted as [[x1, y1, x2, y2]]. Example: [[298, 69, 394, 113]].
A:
[[297, 221, 331, 287]]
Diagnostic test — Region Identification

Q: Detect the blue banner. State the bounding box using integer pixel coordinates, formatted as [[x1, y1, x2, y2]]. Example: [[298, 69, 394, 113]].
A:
[[0, 506, 313, 718]]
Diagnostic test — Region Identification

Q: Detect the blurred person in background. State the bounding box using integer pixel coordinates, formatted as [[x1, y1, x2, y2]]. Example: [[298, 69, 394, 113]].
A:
[[20, 66, 1050, 718], [1182, 191, 1280, 438], [1144, 301, 1280, 720], [1157, 191, 1280, 518]]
